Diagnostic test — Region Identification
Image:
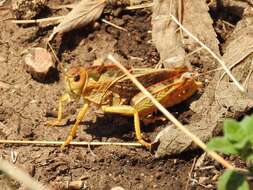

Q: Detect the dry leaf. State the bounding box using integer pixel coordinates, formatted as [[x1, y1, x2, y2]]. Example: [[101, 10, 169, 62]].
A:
[[155, 7, 253, 157], [152, 0, 187, 68], [48, 0, 106, 41], [152, 0, 219, 68], [183, 0, 219, 55]]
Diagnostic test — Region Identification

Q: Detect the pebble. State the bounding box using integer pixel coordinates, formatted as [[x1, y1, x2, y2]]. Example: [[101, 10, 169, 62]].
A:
[[21, 126, 34, 138], [199, 176, 209, 184], [111, 186, 125, 190], [24, 47, 55, 82]]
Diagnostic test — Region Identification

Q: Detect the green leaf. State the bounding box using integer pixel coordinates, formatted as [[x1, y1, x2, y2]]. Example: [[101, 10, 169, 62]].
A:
[[232, 140, 253, 161], [207, 137, 238, 155], [234, 138, 250, 150], [218, 170, 249, 190], [245, 153, 253, 162], [224, 119, 243, 142], [240, 116, 253, 136], [247, 165, 253, 175]]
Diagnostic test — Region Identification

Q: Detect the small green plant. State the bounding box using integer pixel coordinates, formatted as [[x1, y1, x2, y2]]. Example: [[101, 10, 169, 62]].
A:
[[207, 115, 253, 190]]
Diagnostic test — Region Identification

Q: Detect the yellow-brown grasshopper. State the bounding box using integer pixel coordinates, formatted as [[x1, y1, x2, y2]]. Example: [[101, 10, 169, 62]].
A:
[[46, 63, 200, 150]]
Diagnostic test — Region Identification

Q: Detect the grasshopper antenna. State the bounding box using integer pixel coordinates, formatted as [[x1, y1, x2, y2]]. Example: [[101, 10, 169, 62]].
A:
[[193, 67, 224, 78], [47, 41, 67, 75]]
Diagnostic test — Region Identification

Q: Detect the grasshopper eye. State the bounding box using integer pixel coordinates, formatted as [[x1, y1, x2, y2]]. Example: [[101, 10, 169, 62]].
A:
[[74, 75, 80, 82]]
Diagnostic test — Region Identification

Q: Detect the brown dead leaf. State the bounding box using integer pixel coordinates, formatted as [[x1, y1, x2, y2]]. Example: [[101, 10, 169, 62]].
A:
[[152, 0, 187, 68], [152, 0, 219, 68], [183, 0, 219, 55], [48, 0, 106, 41], [155, 6, 253, 157]]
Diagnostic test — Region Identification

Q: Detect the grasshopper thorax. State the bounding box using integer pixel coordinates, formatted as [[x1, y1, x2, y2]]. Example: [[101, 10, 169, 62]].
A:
[[64, 67, 88, 99]]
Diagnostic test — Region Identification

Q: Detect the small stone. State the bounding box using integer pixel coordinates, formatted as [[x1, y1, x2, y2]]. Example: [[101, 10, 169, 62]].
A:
[[67, 181, 88, 190], [206, 184, 214, 188], [21, 126, 34, 138], [92, 22, 101, 30], [24, 47, 55, 82], [212, 173, 219, 181], [0, 55, 6, 62], [199, 176, 208, 184], [111, 186, 125, 190]]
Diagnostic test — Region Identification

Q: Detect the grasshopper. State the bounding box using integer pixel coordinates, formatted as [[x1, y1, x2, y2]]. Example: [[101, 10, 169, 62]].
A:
[[46, 63, 201, 150]]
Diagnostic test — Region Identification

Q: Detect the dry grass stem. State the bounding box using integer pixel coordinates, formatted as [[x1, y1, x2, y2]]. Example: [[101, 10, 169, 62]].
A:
[[10, 16, 64, 24], [0, 159, 48, 190], [107, 54, 236, 171], [10, 16, 128, 33], [243, 59, 253, 88], [125, 2, 153, 10], [168, 14, 246, 93], [185, 47, 204, 58], [0, 140, 142, 147], [101, 19, 128, 32], [185, 157, 197, 190], [50, 4, 76, 10]]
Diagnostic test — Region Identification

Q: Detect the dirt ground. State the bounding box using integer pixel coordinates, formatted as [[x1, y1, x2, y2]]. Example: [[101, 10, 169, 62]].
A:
[[0, 0, 248, 190]]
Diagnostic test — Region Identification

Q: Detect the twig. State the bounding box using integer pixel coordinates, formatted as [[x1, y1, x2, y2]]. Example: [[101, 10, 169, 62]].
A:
[[0, 140, 142, 147], [215, 47, 253, 106], [107, 54, 240, 171], [101, 19, 128, 32], [199, 166, 215, 170], [50, 4, 76, 10], [185, 157, 197, 190], [10, 16, 64, 24], [184, 47, 204, 58], [178, 0, 184, 44], [167, 14, 246, 93], [125, 2, 153, 10], [88, 142, 98, 158], [50, 2, 153, 11], [10, 16, 128, 33], [0, 159, 48, 190], [243, 59, 253, 88]]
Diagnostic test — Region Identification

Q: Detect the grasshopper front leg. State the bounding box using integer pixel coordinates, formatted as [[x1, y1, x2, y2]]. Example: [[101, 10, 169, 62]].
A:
[[61, 103, 89, 149], [46, 93, 71, 126], [101, 105, 151, 150]]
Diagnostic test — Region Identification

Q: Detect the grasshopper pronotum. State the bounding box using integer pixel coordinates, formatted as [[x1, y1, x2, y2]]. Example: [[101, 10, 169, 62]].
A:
[[46, 63, 201, 150]]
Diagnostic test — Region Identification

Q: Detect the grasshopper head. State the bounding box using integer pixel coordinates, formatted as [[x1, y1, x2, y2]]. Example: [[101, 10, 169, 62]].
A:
[[64, 67, 87, 98]]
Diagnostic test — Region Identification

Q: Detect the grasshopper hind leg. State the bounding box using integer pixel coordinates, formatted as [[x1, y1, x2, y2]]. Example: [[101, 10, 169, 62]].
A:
[[101, 105, 152, 150], [61, 103, 89, 149]]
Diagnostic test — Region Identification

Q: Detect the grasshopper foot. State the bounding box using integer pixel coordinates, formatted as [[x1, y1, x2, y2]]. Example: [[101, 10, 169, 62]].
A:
[[61, 127, 78, 149], [138, 139, 152, 151], [138, 138, 160, 152], [45, 120, 64, 127], [61, 135, 74, 149]]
